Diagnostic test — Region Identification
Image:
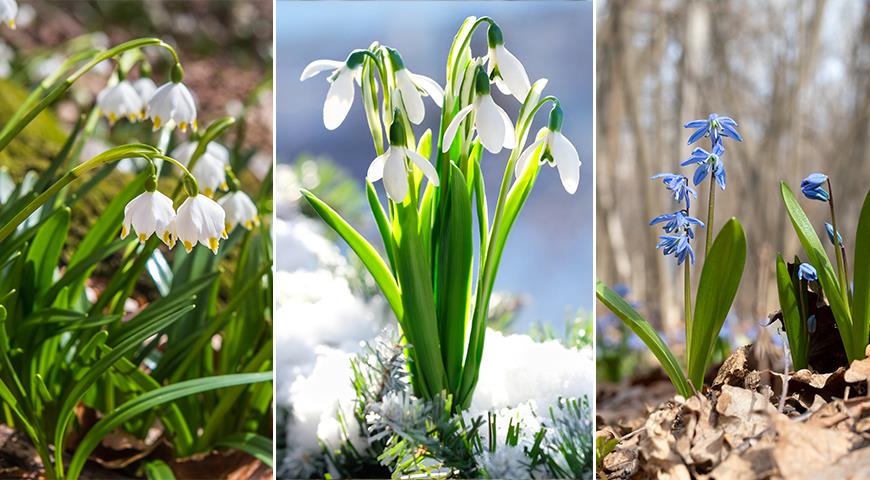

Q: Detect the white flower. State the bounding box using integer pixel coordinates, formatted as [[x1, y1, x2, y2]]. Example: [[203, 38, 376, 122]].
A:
[[442, 71, 515, 154], [147, 81, 197, 132], [121, 191, 176, 247], [476, 445, 530, 479], [96, 80, 145, 125], [174, 194, 227, 253], [132, 77, 157, 103], [487, 25, 531, 101], [171, 141, 230, 167], [0, 0, 17, 29], [388, 49, 444, 125], [514, 126, 581, 195], [366, 144, 439, 203], [219, 191, 259, 231], [191, 154, 227, 197], [300, 52, 365, 130]]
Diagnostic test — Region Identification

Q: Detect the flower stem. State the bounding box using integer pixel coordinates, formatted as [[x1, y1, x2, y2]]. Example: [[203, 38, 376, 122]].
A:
[[684, 259, 693, 368], [827, 179, 850, 304], [705, 178, 715, 258]]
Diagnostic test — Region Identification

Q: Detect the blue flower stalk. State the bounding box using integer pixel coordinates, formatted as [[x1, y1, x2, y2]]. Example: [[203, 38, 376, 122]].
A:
[[800, 173, 850, 302]]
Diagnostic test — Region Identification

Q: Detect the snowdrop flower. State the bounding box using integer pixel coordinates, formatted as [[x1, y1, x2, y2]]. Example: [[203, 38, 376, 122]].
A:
[[486, 23, 531, 102], [175, 194, 227, 253], [367, 118, 439, 203], [513, 105, 580, 194], [132, 77, 157, 103], [800, 173, 830, 202], [301, 50, 367, 130], [191, 154, 228, 197], [97, 80, 145, 125], [219, 190, 259, 231], [1, 0, 17, 29], [147, 66, 197, 132], [387, 48, 443, 125], [121, 190, 176, 247], [442, 67, 515, 154]]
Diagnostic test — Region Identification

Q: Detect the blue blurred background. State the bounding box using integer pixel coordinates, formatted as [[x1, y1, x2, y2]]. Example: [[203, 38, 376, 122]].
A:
[[276, 1, 593, 331]]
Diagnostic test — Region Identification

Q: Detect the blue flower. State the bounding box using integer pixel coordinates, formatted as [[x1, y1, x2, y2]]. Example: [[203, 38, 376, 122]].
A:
[[651, 173, 697, 208], [650, 210, 705, 234], [656, 231, 695, 265], [800, 173, 830, 202], [684, 113, 742, 145], [798, 263, 818, 282], [681, 143, 727, 189], [825, 223, 843, 246]]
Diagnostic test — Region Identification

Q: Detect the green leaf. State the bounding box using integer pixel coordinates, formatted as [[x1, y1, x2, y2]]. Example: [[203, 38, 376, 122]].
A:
[[689, 218, 747, 388], [852, 189, 870, 358], [781, 182, 856, 359], [301, 189, 402, 318], [596, 281, 692, 397], [216, 433, 274, 468], [67, 372, 272, 480], [143, 460, 176, 480], [366, 181, 395, 271], [776, 254, 807, 370]]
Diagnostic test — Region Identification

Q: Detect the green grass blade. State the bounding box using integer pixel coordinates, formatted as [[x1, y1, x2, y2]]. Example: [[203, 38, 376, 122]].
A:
[[852, 189, 870, 358], [25, 205, 69, 295], [301, 189, 402, 318], [781, 182, 856, 359], [366, 181, 396, 271], [143, 460, 176, 480], [216, 433, 274, 468], [596, 281, 692, 397], [776, 254, 807, 370], [67, 372, 271, 480], [689, 218, 746, 388]]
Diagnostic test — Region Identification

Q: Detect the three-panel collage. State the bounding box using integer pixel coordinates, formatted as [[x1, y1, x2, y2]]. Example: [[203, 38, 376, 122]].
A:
[[0, 0, 868, 479]]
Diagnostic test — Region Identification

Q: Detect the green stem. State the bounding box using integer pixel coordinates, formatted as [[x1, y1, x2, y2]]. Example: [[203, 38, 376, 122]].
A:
[[705, 179, 715, 258], [684, 258, 693, 369], [798, 279, 810, 369], [827, 179, 850, 304]]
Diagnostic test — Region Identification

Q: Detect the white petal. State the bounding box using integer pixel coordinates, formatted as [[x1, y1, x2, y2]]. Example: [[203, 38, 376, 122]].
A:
[[383, 148, 409, 202], [193, 156, 227, 195], [396, 70, 425, 125], [405, 150, 439, 186], [323, 68, 355, 130], [495, 45, 531, 101], [475, 95, 506, 154], [207, 142, 230, 165], [409, 72, 443, 107], [171, 142, 198, 166], [367, 150, 389, 182], [515, 137, 547, 179], [132, 77, 157, 102], [551, 132, 581, 194], [300, 59, 343, 81], [441, 104, 474, 153], [497, 103, 516, 149]]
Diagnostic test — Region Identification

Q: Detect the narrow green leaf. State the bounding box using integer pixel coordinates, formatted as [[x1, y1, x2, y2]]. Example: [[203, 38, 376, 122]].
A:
[[143, 460, 176, 480], [852, 189, 870, 358], [216, 433, 274, 468], [366, 181, 396, 271], [596, 281, 692, 397], [689, 218, 747, 388], [776, 254, 807, 370]]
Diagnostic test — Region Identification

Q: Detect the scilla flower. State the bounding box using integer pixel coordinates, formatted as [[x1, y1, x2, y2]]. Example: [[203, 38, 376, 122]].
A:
[[367, 118, 439, 203], [800, 173, 830, 202], [486, 23, 531, 101], [798, 263, 818, 282], [175, 194, 227, 254], [684, 113, 742, 145], [301, 50, 367, 130], [442, 67, 515, 154], [132, 77, 157, 103], [387, 48, 443, 125], [825, 223, 843, 246], [97, 80, 145, 125], [121, 188, 176, 247], [147, 65, 197, 132], [651, 173, 696, 208], [650, 210, 704, 234], [514, 105, 580, 194], [1, 0, 16, 28], [219, 191, 260, 231], [682, 143, 726, 189], [656, 231, 696, 265]]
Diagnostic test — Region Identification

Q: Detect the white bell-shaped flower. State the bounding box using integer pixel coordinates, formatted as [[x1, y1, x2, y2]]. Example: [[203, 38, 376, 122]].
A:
[[367, 120, 439, 203], [171, 141, 230, 167], [192, 154, 228, 197], [388, 48, 443, 125], [132, 77, 157, 103], [487, 24, 531, 101], [121, 190, 176, 247], [174, 194, 227, 254], [219, 191, 260, 231], [97, 80, 145, 125], [514, 106, 580, 194], [147, 80, 197, 132], [1, 0, 17, 29], [301, 50, 367, 130], [442, 68, 515, 154]]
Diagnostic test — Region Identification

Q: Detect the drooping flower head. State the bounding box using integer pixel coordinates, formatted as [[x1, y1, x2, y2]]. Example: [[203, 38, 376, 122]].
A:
[[656, 231, 696, 265], [442, 66, 515, 154], [97, 80, 145, 125], [798, 263, 818, 282], [387, 48, 443, 126], [682, 143, 726, 190], [171, 141, 230, 197], [219, 190, 260, 231], [486, 22, 531, 102], [121, 189, 176, 247], [684, 113, 742, 146], [301, 50, 368, 130], [367, 116, 439, 203], [800, 173, 830, 202], [514, 104, 581, 194], [174, 194, 227, 254], [650, 210, 704, 234], [651, 173, 696, 208], [132, 77, 157, 103], [147, 65, 197, 132], [1, 0, 17, 29], [825, 223, 843, 246]]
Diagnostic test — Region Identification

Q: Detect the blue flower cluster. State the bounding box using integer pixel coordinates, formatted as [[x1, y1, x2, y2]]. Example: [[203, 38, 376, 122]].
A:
[[682, 113, 742, 191]]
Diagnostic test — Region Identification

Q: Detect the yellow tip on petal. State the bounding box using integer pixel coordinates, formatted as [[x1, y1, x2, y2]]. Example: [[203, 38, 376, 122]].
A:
[[153, 116, 162, 130], [179, 122, 188, 132], [221, 228, 228, 239], [138, 233, 147, 243], [127, 114, 138, 122], [183, 240, 193, 252], [120, 225, 128, 239], [243, 220, 253, 230], [220, 182, 228, 191], [108, 112, 117, 125], [204, 188, 214, 197], [225, 222, 234, 233], [253, 216, 261, 226], [192, 119, 198, 132], [162, 231, 173, 246], [208, 237, 219, 253], [8, 20, 15, 29]]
